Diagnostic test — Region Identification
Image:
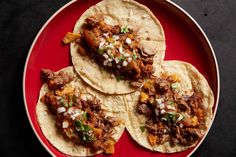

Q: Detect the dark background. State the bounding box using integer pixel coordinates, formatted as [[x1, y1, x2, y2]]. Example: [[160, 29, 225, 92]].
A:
[[0, 0, 235, 156]]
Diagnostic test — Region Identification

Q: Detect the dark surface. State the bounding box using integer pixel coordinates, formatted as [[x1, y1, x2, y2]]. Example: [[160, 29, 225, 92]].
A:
[[0, 0, 235, 156]]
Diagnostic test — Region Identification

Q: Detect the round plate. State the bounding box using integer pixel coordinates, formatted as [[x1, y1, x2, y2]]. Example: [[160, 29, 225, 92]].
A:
[[23, 0, 220, 156]]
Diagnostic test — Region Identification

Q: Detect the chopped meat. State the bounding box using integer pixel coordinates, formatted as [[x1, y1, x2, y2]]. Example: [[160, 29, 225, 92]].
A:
[[84, 29, 100, 48], [105, 116, 121, 127], [177, 99, 191, 113], [179, 128, 201, 146], [146, 121, 166, 137], [41, 69, 73, 90], [137, 103, 152, 115], [77, 44, 87, 55], [129, 60, 141, 79], [41, 92, 59, 113], [91, 140, 104, 151], [130, 80, 143, 88], [111, 25, 121, 34], [143, 57, 153, 64], [137, 75, 205, 147]]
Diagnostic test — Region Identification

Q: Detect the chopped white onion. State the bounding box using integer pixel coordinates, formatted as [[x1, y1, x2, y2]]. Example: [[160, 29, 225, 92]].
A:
[[62, 121, 69, 128], [113, 35, 119, 40], [160, 109, 165, 114], [99, 41, 106, 49], [176, 114, 184, 122], [154, 108, 159, 116], [117, 65, 121, 69], [166, 105, 172, 110], [108, 58, 113, 62], [107, 49, 111, 54], [103, 53, 109, 59], [119, 47, 123, 53], [159, 103, 165, 109], [67, 107, 74, 114], [179, 123, 183, 128], [155, 98, 163, 105], [125, 38, 132, 45], [103, 60, 109, 66], [107, 62, 113, 67], [107, 43, 114, 48], [115, 58, 120, 64], [127, 57, 132, 62], [122, 61, 128, 67], [57, 107, 66, 113], [103, 33, 109, 38], [123, 53, 130, 57]]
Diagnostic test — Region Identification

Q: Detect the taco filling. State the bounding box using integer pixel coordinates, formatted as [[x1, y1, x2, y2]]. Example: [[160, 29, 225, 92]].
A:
[[64, 16, 155, 86], [40, 69, 122, 154], [137, 74, 206, 147]]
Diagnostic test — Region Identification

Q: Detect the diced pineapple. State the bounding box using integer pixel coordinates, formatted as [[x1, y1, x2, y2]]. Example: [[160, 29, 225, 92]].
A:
[[140, 92, 149, 102], [62, 32, 81, 44], [143, 81, 153, 89], [104, 139, 116, 154], [148, 134, 157, 146], [106, 37, 114, 43], [55, 86, 74, 96], [170, 74, 180, 82], [93, 128, 103, 139]]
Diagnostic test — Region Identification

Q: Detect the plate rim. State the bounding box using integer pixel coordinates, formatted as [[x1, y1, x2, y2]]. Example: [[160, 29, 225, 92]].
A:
[[22, 0, 78, 156], [22, 0, 220, 156]]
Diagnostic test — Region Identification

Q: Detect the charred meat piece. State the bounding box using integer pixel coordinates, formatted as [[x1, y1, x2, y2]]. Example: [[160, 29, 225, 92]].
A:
[[137, 103, 152, 115], [179, 128, 201, 146], [84, 29, 100, 48], [177, 99, 191, 113], [41, 69, 73, 90]]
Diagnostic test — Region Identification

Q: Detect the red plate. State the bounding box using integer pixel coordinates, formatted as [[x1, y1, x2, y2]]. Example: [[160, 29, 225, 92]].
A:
[[23, 0, 220, 156]]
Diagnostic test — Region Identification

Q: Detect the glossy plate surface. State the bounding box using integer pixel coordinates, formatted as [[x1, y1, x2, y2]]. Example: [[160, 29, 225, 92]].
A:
[[23, 0, 219, 156]]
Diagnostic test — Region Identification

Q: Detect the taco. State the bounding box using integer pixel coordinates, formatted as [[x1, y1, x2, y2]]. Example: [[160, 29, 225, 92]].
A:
[[124, 61, 214, 153], [36, 67, 125, 156], [64, 0, 165, 94]]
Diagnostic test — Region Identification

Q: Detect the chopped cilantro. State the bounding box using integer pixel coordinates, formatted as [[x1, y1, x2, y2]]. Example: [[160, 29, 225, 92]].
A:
[[109, 53, 114, 58], [69, 101, 73, 107], [75, 120, 96, 142], [75, 120, 91, 132], [98, 48, 105, 55], [167, 100, 174, 105], [116, 75, 125, 82], [118, 57, 126, 62], [140, 126, 146, 132], [132, 54, 137, 60], [60, 99, 68, 107], [83, 112, 89, 120], [121, 26, 129, 34], [162, 113, 177, 123]]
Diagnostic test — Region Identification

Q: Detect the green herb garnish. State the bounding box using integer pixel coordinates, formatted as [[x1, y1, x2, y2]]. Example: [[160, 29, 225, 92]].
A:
[[69, 101, 73, 107], [132, 54, 137, 60], [60, 98, 69, 107], [167, 100, 174, 105], [74, 120, 96, 142], [98, 48, 105, 55], [140, 126, 146, 132], [116, 75, 125, 82], [75, 120, 91, 132], [162, 113, 177, 123], [83, 112, 89, 120], [118, 57, 126, 62], [121, 26, 129, 34]]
